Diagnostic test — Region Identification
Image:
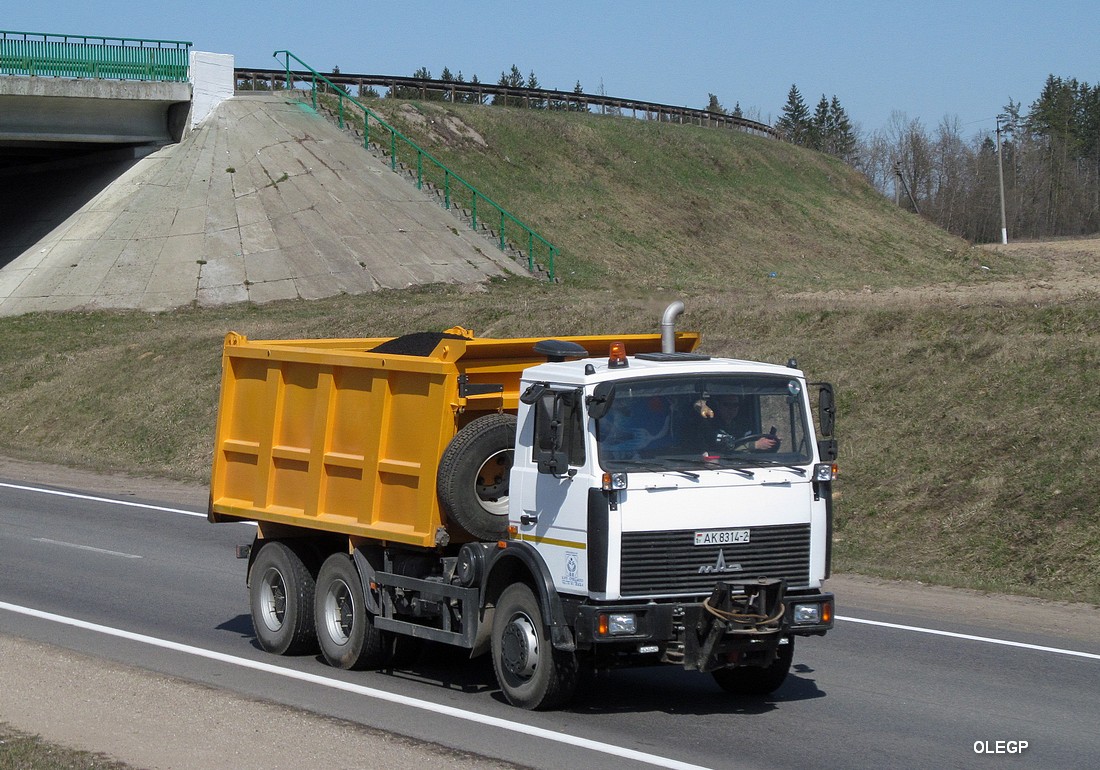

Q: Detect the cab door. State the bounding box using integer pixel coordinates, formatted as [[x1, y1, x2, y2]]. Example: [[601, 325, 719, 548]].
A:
[[512, 386, 592, 593]]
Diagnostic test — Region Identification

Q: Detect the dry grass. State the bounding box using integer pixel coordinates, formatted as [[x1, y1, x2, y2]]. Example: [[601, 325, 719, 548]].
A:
[[0, 724, 130, 769], [1, 98, 1096, 604]]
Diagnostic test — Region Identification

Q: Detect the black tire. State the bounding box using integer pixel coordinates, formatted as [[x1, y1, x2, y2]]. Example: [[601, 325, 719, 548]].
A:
[[249, 541, 317, 655], [712, 637, 794, 696], [315, 553, 389, 670], [491, 583, 577, 710], [438, 413, 516, 542]]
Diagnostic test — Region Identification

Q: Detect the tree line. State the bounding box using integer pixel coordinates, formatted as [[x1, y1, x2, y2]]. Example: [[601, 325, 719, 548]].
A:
[[388, 64, 588, 110], [857, 75, 1099, 242], [774, 78, 1100, 242]]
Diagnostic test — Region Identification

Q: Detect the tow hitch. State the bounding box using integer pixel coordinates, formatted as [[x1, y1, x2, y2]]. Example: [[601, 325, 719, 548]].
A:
[[683, 579, 786, 672]]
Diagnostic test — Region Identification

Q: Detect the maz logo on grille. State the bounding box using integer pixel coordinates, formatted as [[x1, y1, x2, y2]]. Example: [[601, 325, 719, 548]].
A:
[[698, 548, 743, 574]]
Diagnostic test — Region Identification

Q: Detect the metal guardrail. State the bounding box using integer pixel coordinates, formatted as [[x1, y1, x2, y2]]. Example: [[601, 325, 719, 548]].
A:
[[273, 51, 558, 281], [236, 67, 777, 139], [0, 30, 191, 82]]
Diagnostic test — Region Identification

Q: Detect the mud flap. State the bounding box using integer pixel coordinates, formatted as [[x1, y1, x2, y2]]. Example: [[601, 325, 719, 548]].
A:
[[683, 579, 786, 672]]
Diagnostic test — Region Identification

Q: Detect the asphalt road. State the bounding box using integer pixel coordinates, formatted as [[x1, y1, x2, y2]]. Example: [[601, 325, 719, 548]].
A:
[[2, 476, 1099, 769]]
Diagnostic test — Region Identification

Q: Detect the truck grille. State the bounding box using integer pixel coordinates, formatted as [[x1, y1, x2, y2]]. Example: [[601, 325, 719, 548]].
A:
[[619, 524, 811, 597]]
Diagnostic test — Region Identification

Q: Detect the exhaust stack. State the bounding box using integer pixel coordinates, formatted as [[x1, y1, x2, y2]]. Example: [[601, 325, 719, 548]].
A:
[[660, 301, 685, 354]]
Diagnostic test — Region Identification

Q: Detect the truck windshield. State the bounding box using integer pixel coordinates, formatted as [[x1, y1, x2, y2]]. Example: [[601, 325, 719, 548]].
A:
[[595, 374, 814, 472]]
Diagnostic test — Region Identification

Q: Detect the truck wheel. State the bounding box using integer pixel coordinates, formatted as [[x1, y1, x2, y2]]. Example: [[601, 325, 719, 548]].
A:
[[315, 553, 388, 670], [438, 413, 516, 542], [712, 637, 795, 696], [250, 541, 317, 655], [491, 583, 577, 710]]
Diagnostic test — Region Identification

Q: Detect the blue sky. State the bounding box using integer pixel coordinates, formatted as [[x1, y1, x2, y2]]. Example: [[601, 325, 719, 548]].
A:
[[6, 1, 1096, 136]]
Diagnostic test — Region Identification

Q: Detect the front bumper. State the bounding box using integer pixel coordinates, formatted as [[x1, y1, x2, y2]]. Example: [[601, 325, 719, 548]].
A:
[[573, 581, 834, 671]]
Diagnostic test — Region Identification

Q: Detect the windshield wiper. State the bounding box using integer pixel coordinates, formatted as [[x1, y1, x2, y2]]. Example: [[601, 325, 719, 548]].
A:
[[714, 466, 755, 479], [610, 459, 700, 480], [733, 458, 808, 476]]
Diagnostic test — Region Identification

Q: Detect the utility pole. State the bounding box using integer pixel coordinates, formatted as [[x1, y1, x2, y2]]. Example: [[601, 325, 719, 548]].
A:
[[995, 114, 1009, 245]]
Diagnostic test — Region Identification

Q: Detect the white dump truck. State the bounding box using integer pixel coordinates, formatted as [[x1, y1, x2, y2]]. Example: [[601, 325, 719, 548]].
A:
[[209, 302, 837, 709]]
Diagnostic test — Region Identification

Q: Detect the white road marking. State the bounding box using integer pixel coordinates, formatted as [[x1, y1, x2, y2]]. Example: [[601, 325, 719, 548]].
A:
[[836, 615, 1100, 661], [0, 481, 206, 518], [0, 601, 717, 770], [32, 538, 142, 559]]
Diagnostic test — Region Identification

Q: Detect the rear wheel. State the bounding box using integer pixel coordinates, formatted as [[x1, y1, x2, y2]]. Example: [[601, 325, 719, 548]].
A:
[[712, 637, 794, 696], [491, 583, 577, 710], [249, 541, 317, 655], [315, 553, 389, 670]]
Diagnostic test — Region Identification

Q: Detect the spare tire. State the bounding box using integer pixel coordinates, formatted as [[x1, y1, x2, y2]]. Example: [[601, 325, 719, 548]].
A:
[[438, 413, 516, 541]]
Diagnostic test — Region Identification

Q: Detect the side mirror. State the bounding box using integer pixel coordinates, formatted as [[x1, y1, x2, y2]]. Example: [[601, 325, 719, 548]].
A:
[[534, 392, 570, 475], [817, 383, 836, 437]]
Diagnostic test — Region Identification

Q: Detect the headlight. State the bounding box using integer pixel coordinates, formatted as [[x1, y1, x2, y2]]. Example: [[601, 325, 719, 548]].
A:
[[599, 612, 638, 635], [793, 603, 822, 624], [814, 463, 837, 482], [608, 613, 637, 634]]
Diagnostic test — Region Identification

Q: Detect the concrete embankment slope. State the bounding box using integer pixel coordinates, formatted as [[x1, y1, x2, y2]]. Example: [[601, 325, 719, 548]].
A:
[[0, 92, 524, 316]]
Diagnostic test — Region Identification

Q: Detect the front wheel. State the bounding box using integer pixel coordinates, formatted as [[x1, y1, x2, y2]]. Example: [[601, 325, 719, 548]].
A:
[[712, 637, 794, 696], [314, 553, 389, 670], [491, 583, 577, 710]]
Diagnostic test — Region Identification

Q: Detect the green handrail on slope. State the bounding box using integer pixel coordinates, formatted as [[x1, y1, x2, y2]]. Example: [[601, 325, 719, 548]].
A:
[[0, 30, 191, 82], [274, 50, 557, 282]]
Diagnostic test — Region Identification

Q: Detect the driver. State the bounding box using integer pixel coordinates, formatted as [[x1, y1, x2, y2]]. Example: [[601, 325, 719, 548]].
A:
[[693, 393, 779, 452]]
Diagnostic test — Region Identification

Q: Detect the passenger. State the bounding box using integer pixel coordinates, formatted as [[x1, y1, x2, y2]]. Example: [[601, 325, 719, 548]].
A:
[[601, 397, 671, 457]]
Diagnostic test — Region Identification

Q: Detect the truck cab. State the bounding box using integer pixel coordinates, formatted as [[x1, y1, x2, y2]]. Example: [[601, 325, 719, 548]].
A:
[[499, 340, 835, 699]]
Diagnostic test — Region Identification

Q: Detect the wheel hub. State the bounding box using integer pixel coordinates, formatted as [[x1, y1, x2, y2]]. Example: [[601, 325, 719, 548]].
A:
[[323, 579, 354, 645], [501, 615, 538, 678], [259, 568, 287, 632]]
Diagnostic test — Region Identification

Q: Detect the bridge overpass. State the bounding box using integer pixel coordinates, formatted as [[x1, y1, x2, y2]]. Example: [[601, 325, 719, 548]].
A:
[[0, 32, 203, 168]]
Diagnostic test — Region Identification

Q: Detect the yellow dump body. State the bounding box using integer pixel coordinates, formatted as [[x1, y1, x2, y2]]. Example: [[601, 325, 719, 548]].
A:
[[209, 328, 701, 548]]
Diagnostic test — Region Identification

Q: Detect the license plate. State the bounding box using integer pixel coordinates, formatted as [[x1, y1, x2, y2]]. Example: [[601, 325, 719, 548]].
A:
[[694, 529, 750, 546]]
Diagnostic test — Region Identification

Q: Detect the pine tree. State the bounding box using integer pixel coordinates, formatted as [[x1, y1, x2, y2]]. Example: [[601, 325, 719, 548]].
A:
[[439, 67, 454, 101], [776, 84, 810, 144], [570, 80, 586, 112], [705, 93, 726, 115], [809, 94, 830, 151], [828, 96, 856, 160], [527, 70, 545, 109], [494, 65, 524, 106]]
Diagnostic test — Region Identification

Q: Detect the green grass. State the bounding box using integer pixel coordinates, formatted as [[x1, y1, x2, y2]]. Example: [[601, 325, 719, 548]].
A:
[[2, 96, 1096, 604], [328, 96, 1026, 292]]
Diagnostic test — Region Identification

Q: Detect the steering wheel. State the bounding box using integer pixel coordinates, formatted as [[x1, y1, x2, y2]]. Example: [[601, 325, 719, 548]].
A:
[[730, 431, 765, 448], [717, 432, 767, 449]]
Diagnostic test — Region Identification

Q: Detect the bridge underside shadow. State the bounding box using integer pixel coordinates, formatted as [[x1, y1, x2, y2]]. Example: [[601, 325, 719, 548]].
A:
[[0, 145, 146, 269]]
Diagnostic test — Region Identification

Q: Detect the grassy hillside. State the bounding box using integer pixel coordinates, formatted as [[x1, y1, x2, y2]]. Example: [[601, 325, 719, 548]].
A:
[[351, 98, 1012, 290], [2, 96, 1096, 604]]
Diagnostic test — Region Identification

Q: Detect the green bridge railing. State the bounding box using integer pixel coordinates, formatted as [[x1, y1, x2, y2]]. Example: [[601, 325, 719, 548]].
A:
[[275, 51, 557, 281], [0, 30, 191, 82]]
